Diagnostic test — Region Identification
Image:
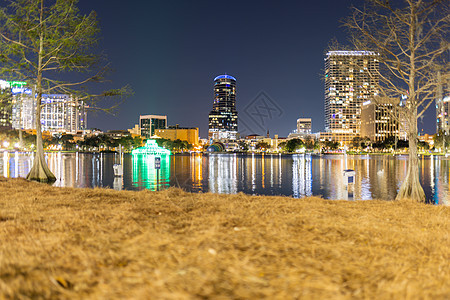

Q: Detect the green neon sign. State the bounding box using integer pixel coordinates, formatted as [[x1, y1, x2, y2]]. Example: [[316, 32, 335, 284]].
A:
[[7, 81, 27, 87]]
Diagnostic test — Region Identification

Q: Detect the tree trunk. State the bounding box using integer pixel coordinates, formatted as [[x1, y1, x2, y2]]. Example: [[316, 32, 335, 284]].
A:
[[26, 9, 56, 184], [26, 95, 56, 183], [395, 113, 425, 202]]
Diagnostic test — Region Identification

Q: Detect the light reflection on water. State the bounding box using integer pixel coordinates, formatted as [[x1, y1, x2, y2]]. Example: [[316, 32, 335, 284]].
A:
[[0, 152, 448, 205]]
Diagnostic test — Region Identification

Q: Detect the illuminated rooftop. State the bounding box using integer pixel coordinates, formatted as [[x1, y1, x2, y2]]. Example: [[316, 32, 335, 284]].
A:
[[214, 74, 236, 81], [326, 51, 378, 57]]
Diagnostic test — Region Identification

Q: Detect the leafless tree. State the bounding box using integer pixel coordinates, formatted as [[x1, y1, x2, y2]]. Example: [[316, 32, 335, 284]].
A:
[[345, 0, 449, 201]]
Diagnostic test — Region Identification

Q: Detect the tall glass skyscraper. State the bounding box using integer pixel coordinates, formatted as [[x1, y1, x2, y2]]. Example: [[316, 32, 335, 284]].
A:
[[324, 51, 379, 144], [208, 74, 238, 140]]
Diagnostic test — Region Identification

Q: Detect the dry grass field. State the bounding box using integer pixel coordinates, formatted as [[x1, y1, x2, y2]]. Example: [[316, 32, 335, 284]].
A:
[[0, 178, 448, 299]]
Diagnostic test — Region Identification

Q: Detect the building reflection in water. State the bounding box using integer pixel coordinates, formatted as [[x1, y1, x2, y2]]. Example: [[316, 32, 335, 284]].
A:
[[1, 152, 449, 204], [3, 151, 9, 178], [208, 154, 237, 194], [132, 154, 170, 191], [292, 154, 312, 198], [431, 156, 448, 205], [190, 153, 203, 190]]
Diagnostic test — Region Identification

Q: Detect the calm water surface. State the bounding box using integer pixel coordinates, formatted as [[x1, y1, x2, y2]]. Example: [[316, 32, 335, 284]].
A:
[[1, 152, 448, 204]]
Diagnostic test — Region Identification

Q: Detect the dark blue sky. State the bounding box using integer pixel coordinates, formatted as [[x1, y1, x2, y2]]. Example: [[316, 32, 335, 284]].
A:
[[79, 0, 435, 137]]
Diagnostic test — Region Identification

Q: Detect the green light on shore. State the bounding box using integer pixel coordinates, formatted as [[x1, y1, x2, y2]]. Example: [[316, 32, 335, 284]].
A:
[[132, 139, 171, 155], [7, 81, 27, 87]]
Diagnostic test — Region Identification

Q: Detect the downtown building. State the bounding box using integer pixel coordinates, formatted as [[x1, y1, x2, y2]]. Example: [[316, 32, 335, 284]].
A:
[[155, 125, 199, 146], [323, 51, 379, 145], [297, 118, 312, 134], [208, 74, 238, 141], [360, 99, 400, 142], [0, 80, 87, 133], [436, 90, 450, 135], [40, 94, 87, 133], [139, 114, 167, 138], [0, 80, 16, 130], [0, 80, 30, 130]]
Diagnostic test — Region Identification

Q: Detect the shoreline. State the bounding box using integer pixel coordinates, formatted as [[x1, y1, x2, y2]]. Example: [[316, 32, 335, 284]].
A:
[[0, 178, 448, 298], [1, 149, 447, 156]]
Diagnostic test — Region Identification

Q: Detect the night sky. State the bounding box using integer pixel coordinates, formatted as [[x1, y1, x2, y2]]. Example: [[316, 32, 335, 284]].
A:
[[78, 0, 435, 137]]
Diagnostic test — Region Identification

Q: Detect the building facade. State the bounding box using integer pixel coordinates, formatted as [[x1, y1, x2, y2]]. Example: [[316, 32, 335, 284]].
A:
[[208, 74, 238, 141], [297, 118, 312, 134], [436, 92, 449, 134], [1, 80, 86, 133], [12, 89, 35, 130], [155, 126, 199, 145], [40, 94, 87, 133], [0, 88, 12, 130], [361, 99, 399, 142], [140, 115, 167, 138], [324, 51, 379, 145], [0, 80, 29, 130]]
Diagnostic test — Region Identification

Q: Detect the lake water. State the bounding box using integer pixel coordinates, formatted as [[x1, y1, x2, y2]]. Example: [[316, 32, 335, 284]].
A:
[[1, 152, 448, 205]]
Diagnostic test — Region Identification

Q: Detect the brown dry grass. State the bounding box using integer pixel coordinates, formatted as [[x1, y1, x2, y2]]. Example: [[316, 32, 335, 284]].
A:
[[0, 178, 448, 299]]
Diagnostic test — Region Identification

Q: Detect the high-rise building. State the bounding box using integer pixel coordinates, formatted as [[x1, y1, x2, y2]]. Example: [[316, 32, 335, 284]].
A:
[[297, 118, 312, 134], [361, 99, 399, 142], [140, 115, 167, 138], [208, 74, 238, 140], [3, 80, 87, 133], [0, 80, 29, 130], [324, 51, 379, 144], [40, 94, 87, 133], [0, 83, 12, 130], [436, 92, 449, 135]]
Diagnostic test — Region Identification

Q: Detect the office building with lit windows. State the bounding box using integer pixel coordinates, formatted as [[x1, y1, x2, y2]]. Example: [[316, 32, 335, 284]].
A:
[[1, 79, 87, 133], [208, 74, 238, 141], [324, 51, 379, 144], [361, 99, 400, 142], [40, 94, 87, 133], [436, 91, 450, 134], [140, 114, 167, 138], [0, 80, 31, 130], [12, 88, 35, 130], [297, 118, 312, 134], [0, 80, 14, 130]]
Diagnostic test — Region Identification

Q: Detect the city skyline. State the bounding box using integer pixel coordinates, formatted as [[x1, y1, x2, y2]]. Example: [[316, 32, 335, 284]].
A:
[[76, 0, 435, 137], [1, 0, 435, 138]]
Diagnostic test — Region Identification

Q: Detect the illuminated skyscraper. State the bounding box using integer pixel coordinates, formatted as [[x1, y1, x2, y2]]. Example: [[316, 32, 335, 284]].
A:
[[0, 80, 28, 130], [0, 80, 87, 133], [208, 74, 238, 140], [436, 91, 449, 134], [40, 94, 87, 133], [361, 99, 399, 142], [0, 80, 13, 130], [324, 51, 379, 144]]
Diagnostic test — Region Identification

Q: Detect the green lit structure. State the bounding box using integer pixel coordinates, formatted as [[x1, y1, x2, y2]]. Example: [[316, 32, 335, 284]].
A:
[[132, 139, 171, 155], [0, 80, 27, 89], [131, 139, 171, 191]]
